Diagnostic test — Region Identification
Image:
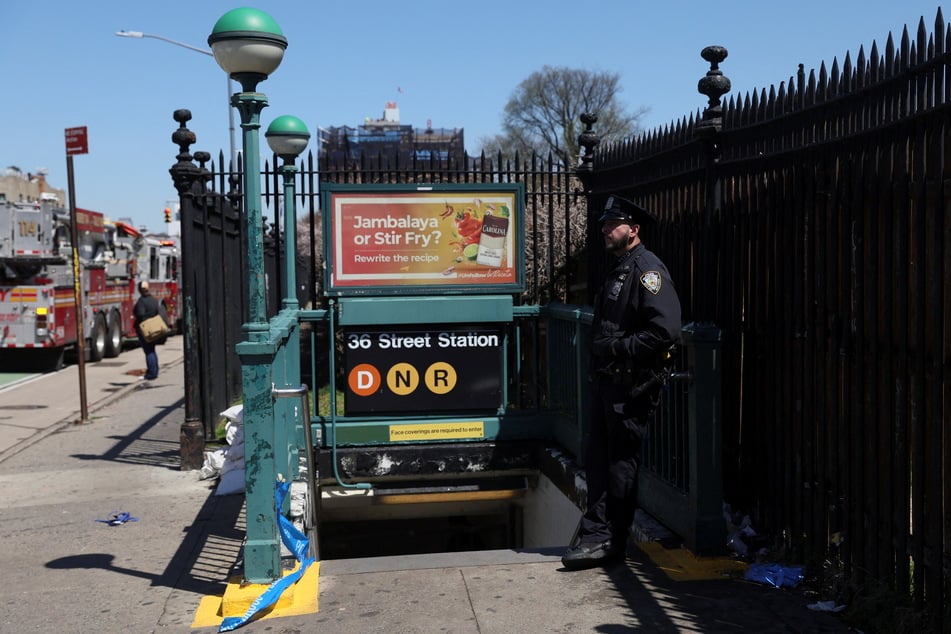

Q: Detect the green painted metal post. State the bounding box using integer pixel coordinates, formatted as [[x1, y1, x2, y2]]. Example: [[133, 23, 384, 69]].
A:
[[279, 157, 303, 479], [685, 322, 726, 553], [237, 343, 280, 582], [276, 148, 303, 471], [234, 94, 281, 583], [266, 115, 310, 520], [234, 92, 269, 341], [280, 162, 299, 311], [209, 6, 288, 584]]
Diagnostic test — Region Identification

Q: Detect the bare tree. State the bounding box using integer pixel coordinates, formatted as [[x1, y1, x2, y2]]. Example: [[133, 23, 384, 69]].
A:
[[481, 66, 646, 167]]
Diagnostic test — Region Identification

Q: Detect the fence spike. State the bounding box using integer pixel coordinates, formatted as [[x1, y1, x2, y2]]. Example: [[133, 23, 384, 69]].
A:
[[776, 81, 787, 116], [856, 46, 868, 89], [900, 26, 911, 72], [936, 7, 946, 55], [819, 60, 830, 102], [885, 33, 896, 78], [870, 41, 881, 81], [917, 17, 928, 65], [742, 92, 753, 126], [728, 95, 739, 127], [806, 68, 817, 107]]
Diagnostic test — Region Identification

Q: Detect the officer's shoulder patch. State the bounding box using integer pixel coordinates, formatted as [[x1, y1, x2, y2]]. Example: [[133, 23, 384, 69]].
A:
[[640, 271, 662, 295]]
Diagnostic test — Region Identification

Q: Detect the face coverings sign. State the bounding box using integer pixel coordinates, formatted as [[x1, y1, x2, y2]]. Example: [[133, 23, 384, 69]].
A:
[[322, 184, 525, 295]]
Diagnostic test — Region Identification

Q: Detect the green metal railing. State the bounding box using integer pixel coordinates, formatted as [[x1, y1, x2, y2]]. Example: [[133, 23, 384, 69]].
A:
[[240, 301, 724, 580]]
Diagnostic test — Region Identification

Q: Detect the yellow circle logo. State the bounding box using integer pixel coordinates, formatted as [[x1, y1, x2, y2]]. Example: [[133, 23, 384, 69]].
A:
[[425, 362, 457, 394], [387, 363, 419, 395]]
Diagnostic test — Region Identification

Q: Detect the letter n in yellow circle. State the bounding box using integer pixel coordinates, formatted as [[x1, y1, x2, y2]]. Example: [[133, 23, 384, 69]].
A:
[[425, 361, 457, 394], [387, 362, 419, 395]]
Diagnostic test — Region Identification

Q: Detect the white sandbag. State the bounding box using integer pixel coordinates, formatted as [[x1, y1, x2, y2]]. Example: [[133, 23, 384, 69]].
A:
[[216, 467, 246, 496], [200, 447, 227, 480]]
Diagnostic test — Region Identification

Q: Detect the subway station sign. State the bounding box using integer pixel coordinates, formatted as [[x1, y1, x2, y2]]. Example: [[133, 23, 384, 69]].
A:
[[343, 324, 503, 415]]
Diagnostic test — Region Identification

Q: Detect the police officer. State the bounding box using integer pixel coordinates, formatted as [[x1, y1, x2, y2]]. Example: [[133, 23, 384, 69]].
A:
[[562, 194, 682, 570]]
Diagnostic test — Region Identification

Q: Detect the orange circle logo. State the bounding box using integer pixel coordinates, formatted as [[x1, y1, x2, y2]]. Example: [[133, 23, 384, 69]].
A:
[[348, 363, 381, 396]]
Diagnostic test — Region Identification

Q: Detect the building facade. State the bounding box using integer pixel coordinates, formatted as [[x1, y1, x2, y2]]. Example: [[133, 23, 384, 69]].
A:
[[0, 167, 66, 206], [319, 102, 465, 165]]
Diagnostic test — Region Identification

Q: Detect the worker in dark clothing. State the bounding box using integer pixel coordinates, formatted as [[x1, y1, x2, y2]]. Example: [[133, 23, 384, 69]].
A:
[[562, 194, 682, 570], [133, 281, 169, 381]]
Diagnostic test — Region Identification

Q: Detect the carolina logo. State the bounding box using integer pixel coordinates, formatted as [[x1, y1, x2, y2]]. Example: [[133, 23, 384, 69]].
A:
[[640, 271, 662, 294]]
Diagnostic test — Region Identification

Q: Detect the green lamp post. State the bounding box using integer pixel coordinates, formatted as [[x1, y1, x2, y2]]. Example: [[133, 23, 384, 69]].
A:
[[265, 115, 310, 310], [209, 7, 287, 342], [208, 7, 287, 584]]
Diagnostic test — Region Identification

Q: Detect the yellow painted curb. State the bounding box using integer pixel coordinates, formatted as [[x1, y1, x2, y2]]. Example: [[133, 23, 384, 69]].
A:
[[191, 561, 319, 628], [637, 541, 748, 582]]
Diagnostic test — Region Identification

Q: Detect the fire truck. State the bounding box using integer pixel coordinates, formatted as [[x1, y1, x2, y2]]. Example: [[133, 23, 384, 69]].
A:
[[0, 199, 180, 371]]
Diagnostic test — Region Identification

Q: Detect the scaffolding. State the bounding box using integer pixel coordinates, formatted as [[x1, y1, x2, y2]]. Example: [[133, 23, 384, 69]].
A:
[[319, 102, 465, 165]]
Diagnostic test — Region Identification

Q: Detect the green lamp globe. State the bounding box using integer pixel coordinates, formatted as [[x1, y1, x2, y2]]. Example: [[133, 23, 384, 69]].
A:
[[208, 7, 287, 91], [266, 115, 310, 159]]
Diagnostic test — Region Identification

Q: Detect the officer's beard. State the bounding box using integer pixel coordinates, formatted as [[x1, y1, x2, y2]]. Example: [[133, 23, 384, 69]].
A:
[[605, 228, 636, 256]]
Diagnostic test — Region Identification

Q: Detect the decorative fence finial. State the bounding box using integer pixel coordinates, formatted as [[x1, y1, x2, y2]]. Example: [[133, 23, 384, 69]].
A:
[[170, 109, 200, 194], [696, 46, 731, 137], [577, 112, 601, 182]]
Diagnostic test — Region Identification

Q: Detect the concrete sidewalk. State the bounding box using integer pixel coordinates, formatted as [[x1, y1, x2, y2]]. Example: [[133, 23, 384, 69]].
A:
[[0, 336, 239, 632], [0, 335, 853, 633], [0, 335, 185, 462]]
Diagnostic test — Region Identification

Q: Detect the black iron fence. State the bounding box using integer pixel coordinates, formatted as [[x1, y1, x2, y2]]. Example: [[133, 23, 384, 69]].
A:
[[171, 8, 947, 627], [582, 12, 949, 630]]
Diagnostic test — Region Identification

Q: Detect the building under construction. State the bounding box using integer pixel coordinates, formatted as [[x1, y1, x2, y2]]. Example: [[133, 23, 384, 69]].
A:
[[318, 102, 465, 166]]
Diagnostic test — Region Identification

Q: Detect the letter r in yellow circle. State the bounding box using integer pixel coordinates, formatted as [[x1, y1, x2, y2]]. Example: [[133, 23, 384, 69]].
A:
[[425, 362, 457, 394]]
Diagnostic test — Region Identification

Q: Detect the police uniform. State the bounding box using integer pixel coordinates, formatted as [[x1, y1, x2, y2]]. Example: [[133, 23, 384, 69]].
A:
[[563, 195, 682, 570]]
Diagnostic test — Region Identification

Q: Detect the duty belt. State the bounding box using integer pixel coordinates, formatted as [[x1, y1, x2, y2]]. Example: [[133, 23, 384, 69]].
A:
[[598, 360, 648, 386]]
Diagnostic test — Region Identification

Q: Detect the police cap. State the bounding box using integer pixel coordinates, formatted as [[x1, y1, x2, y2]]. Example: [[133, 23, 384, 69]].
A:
[[598, 195, 655, 226]]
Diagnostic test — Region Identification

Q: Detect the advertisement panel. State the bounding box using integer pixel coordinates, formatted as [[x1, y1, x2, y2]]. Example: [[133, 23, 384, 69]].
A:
[[343, 324, 503, 415], [323, 184, 525, 295]]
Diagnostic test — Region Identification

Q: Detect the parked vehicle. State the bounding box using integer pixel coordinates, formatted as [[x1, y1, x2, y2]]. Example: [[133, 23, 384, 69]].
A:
[[0, 200, 180, 370]]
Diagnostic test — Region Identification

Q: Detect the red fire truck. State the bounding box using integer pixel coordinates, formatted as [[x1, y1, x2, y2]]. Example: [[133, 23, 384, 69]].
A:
[[0, 200, 180, 371]]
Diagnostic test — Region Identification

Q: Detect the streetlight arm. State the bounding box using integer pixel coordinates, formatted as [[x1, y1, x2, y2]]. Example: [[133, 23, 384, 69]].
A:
[[115, 30, 213, 56], [115, 28, 237, 165]]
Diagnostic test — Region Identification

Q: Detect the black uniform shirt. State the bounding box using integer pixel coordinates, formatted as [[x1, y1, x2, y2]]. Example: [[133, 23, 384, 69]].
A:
[[591, 243, 681, 371]]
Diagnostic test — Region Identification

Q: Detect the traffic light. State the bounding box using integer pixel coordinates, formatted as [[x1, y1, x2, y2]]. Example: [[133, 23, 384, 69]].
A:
[[164, 207, 172, 223]]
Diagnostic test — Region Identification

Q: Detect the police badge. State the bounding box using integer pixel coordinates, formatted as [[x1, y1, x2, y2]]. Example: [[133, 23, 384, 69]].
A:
[[640, 271, 662, 294]]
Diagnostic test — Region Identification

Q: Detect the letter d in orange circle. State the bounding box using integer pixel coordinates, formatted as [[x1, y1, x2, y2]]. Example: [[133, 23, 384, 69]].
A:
[[349, 363, 381, 396]]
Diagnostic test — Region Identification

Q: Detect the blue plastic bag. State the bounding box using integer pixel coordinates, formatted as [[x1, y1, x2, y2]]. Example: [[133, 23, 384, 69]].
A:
[[744, 562, 804, 588]]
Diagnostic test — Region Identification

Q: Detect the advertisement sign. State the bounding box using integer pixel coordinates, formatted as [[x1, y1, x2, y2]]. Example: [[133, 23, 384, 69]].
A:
[[343, 324, 503, 415], [323, 184, 524, 295]]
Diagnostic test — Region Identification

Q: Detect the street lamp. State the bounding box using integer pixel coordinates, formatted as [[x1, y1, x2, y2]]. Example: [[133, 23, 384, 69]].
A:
[[208, 7, 287, 585], [208, 7, 286, 338], [265, 115, 310, 309], [115, 29, 237, 166]]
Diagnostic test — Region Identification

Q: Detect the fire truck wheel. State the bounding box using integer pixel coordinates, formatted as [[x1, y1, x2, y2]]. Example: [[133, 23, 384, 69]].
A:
[[89, 315, 107, 363], [104, 311, 123, 358]]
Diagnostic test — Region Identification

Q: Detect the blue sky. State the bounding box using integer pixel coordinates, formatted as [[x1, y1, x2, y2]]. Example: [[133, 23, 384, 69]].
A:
[[1, 1, 944, 231]]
